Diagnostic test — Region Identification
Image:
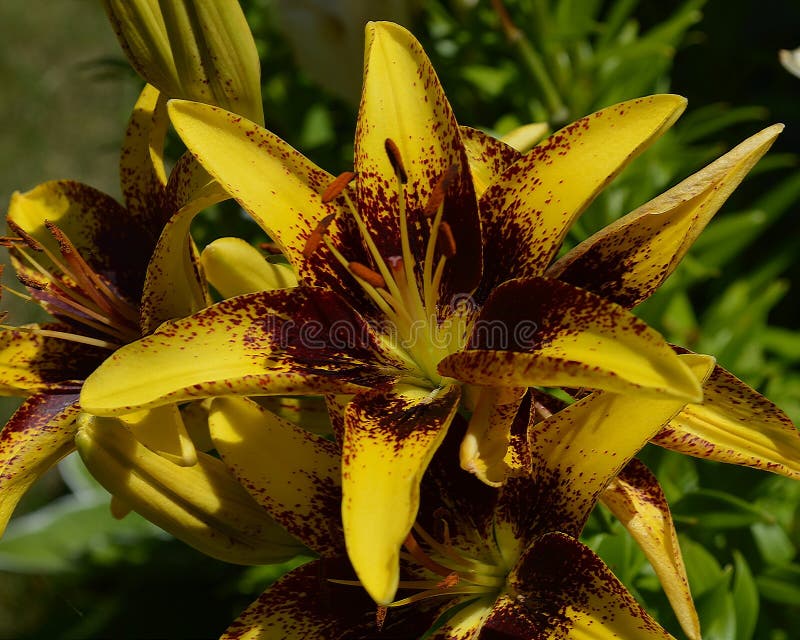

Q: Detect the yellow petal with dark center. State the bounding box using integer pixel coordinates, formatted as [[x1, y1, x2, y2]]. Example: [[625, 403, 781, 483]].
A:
[[200, 237, 297, 298], [342, 383, 461, 605], [507, 533, 675, 639], [81, 288, 379, 416], [459, 125, 522, 199], [439, 278, 703, 402], [478, 95, 686, 297], [601, 460, 700, 640], [653, 361, 800, 479], [0, 393, 79, 537], [209, 396, 342, 556], [549, 124, 783, 308]]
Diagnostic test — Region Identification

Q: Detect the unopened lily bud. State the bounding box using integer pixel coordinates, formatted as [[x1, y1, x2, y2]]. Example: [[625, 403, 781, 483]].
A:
[[200, 237, 298, 298], [76, 413, 302, 565], [103, 0, 264, 124]]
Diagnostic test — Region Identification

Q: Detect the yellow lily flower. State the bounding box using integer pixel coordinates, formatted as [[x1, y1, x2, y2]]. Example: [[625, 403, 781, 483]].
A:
[[206, 355, 713, 635], [0, 84, 225, 537], [78, 21, 794, 603]]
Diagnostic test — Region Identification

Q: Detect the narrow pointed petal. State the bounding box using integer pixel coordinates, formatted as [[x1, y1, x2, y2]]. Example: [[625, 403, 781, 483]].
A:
[[122, 404, 197, 466], [439, 278, 702, 401], [601, 460, 700, 640], [256, 395, 333, 436], [200, 237, 298, 298], [459, 386, 525, 486], [342, 383, 461, 605], [76, 414, 301, 564], [138, 153, 226, 332], [478, 95, 686, 297], [0, 392, 79, 537], [549, 124, 783, 308], [459, 126, 521, 199], [652, 362, 800, 479], [209, 396, 343, 556], [499, 122, 550, 152], [81, 288, 389, 415], [426, 596, 494, 640], [119, 84, 168, 222], [356, 22, 481, 296], [506, 533, 675, 639], [167, 100, 365, 300], [0, 326, 101, 394], [496, 355, 714, 561], [222, 559, 434, 640], [8, 180, 150, 302]]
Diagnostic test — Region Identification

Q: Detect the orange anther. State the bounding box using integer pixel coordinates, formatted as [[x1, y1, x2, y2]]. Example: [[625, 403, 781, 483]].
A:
[[321, 171, 356, 203], [437, 221, 457, 258], [384, 138, 408, 183], [349, 261, 386, 288]]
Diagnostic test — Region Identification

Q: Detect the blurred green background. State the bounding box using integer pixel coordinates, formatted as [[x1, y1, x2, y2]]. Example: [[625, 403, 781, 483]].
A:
[[1, 0, 799, 638]]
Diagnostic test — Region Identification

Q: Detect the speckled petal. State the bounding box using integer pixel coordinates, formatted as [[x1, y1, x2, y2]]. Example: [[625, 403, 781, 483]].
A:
[[0, 324, 102, 394], [493, 354, 713, 563], [477, 95, 686, 298], [652, 362, 800, 479], [0, 392, 79, 537], [549, 125, 783, 308], [459, 126, 522, 199], [438, 277, 702, 401], [209, 396, 343, 556], [81, 287, 390, 416], [138, 152, 226, 332], [506, 533, 675, 639], [8, 180, 151, 304], [601, 460, 700, 640], [355, 22, 481, 299], [119, 84, 168, 223], [167, 100, 368, 304], [342, 383, 461, 605], [221, 558, 435, 639], [426, 596, 496, 639]]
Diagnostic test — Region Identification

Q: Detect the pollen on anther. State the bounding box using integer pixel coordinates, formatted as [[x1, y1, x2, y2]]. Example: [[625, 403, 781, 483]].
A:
[[384, 139, 408, 183], [321, 171, 356, 203], [302, 214, 336, 258], [44, 221, 73, 255], [16, 272, 47, 291], [349, 261, 386, 288], [424, 164, 460, 217], [437, 222, 457, 258], [6, 219, 43, 252]]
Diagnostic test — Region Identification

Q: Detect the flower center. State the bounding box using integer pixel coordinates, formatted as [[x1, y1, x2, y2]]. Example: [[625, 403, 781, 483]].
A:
[[305, 140, 472, 387], [1, 219, 141, 349]]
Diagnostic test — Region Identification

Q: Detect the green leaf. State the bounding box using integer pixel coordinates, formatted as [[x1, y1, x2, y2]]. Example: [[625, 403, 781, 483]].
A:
[[672, 489, 775, 529], [751, 522, 796, 567], [679, 535, 725, 598], [732, 551, 759, 640]]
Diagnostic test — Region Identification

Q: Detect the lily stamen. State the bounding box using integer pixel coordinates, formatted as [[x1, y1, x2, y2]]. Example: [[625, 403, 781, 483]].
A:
[[0, 324, 119, 350]]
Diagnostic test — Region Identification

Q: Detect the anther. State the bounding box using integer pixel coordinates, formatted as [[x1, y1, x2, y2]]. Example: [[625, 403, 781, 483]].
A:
[[44, 221, 73, 255], [6, 219, 43, 251], [16, 272, 48, 291], [437, 222, 457, 258], [321, 171, 356, 203], [384, 139, 408, 183], [349, 261, 386, 288], [423, 164, 460, 216], [259, 242, 282, 255], [375, 606, 387, 631], [438, 572, 460, 589], [302, 214, 336, 258]]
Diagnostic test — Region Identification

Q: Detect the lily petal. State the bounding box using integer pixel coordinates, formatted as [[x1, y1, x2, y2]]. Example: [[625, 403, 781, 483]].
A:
[[653, 362, 800, 479], [8, 180, 150, 302], [221, 559, 434, 639], [121, 404, 197, 466], [119, 83, 168, 222], [167, 99, 367, 302], [0, 325, 101, 394], [549, 124, 783, 308], [601, 460, 700, 640], [209, 396, 343, 556], [342, 383, 461, 605], [356, 22, 481, 297], [507, 532, 674, 639], [495, 354, 714, 563], [439, 277, 702, 401], [81, 287, 388, 415], [200, 237, 298, 298], [459, 126, 522, 198], [478, 95, 686, 298], [0, 392, 79, 536]]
